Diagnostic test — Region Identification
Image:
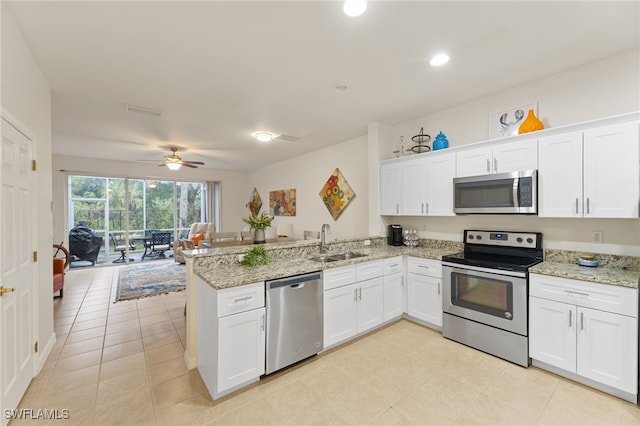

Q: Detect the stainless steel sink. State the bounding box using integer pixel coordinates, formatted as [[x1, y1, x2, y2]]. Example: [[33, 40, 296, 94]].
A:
[[309, 252, 367, 263]]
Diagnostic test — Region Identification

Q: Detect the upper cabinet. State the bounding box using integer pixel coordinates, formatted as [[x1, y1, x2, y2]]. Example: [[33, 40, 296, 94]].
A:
[[380, 151, 456, 216], [456, 140, 538, 178], [539, 121, 639, 218]]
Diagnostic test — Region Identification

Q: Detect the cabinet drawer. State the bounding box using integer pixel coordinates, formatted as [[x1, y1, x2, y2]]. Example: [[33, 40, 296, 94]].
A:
[[323, 265, 357, 291], [356, 260, 384, 282], [407, 257, 442, 278], [530, 274, 638, 317], [216, 282, 265, 317], [384, 256, 404, 275]]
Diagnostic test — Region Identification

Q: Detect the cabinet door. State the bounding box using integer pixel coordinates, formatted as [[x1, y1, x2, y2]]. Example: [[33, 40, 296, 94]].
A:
[[583, 122, 639, 218], [383, 272, 405, 321], [407, 273, 442, 327], [357, 277, 384, 333], [529, 297, 576, 372], [217, 307, 265, 393], [577, 307, 638, 393], [402, 157, 428, 216], [492, 140, 538, 174], [456, 146, 493, 177], [323, 284, 357, 348], [538, 131, 583, 217], [425, 152, 456, 216], [380, 162, 402, 215]]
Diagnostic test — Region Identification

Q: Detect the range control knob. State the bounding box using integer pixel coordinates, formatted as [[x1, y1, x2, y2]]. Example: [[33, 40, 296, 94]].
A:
[[527, 237, 534, 244], [516, 237, 523, 243], [468, 235, 474, 240], [476, 235, 482, 240]]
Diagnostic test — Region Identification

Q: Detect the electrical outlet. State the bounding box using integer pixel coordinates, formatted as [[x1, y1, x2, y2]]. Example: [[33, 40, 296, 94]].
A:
[[238, 254, 245, 262], [363, 239, 371, 246], [592, 231, 603, 243]]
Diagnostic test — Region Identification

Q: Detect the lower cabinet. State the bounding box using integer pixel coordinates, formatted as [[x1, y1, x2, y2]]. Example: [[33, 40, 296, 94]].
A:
[[406, 257, 442, 327], [197, 278, 265, 399], [529, 274, 638, 400], [323, 262, 384, 348], [383, 256, 405, 321]]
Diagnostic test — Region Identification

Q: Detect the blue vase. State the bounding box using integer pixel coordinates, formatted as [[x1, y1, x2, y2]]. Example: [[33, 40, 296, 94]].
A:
[[433, 131, 449, 150]]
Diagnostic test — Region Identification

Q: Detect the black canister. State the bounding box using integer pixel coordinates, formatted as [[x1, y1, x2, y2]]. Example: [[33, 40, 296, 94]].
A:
[[387, 224, 403, 246]]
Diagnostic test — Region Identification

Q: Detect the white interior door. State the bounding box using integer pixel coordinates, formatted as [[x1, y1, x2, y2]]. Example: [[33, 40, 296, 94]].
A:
[[1, 117, 35, 425]]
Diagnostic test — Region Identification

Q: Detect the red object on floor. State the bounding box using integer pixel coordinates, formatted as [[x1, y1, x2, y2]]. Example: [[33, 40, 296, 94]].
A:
[[53, 258, 64, 297]]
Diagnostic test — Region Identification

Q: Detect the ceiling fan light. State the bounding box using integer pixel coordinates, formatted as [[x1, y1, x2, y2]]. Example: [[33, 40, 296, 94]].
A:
[[166, 162, 181, 171], [430, 53, 450, 67], [255, 132, 273, 143], [343, 0, 367, 17]]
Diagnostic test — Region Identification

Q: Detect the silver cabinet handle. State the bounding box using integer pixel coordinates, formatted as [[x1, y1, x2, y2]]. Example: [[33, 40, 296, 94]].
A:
[[486, 159, 490, 173], [494, 158, 498, 173], [421, 203, 424, 215], [426, 202, 429, 214], [586, 198, 590, 214], [575, 198, 579, 214], [580, 312, 584, 331], [261, 314, 265, 331], [389, 263, 399, 268], [569, 309, 572, 328], [401, 276, 404, 286], [396, 203, 399, 215], [234, 296, 254, 303], [437, 281, 440, 295], [358, 287, 362, 301], [564, 289, 590, 297]]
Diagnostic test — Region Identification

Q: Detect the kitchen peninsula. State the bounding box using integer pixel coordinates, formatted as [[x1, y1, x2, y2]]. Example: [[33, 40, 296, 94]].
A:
[[182, 236, 639, 403]]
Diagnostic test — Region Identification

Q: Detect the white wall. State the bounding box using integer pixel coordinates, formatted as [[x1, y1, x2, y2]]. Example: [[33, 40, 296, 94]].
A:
[[52, 155, 250, 243], [1, 8, 54, 369], [248, 135, 369, 240]]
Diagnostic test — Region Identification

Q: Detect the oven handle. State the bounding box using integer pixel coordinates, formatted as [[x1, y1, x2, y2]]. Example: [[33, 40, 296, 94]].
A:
[[441, 262, 527, 278]]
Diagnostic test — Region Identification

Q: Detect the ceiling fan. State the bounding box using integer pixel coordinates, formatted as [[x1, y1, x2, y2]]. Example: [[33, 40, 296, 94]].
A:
[[157, 147, 205, 170]]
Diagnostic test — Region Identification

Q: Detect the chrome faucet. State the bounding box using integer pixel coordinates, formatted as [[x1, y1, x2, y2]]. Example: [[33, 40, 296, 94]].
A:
[[320, 224, 331, 252]]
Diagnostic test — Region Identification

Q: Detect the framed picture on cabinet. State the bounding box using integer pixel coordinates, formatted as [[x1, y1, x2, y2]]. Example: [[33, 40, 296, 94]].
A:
[[489, 102, 537, 139]]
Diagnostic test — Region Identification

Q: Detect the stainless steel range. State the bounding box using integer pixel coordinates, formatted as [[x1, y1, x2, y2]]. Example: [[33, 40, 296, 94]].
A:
[[441, 230, 543, 367]]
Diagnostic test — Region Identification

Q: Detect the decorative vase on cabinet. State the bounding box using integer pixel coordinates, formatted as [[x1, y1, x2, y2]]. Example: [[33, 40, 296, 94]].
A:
[[519, 109, 544, 134]]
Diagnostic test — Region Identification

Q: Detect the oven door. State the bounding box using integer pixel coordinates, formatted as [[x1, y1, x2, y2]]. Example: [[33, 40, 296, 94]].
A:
[[442, 264, 528, 335]]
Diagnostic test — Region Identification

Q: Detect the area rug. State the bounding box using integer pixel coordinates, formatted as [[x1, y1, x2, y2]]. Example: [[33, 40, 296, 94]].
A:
[[115, 261, 186, 302]]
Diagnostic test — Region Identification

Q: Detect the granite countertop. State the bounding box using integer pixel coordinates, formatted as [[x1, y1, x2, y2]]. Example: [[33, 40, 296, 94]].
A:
[[529, 261, 639, 289], [194, 245, 456, 290]]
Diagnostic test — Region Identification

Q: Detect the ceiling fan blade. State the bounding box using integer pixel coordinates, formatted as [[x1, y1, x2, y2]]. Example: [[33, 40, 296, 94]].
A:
[[183, 161, 205, 165], [182, 163, 198, 168]]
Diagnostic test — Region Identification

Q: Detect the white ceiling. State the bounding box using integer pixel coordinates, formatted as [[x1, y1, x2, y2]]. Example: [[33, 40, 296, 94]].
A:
[[5, 1, 639, 171]]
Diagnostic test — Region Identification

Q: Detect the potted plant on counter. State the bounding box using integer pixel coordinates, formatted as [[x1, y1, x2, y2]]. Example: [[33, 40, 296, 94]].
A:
[[243, 211, 274, 244]]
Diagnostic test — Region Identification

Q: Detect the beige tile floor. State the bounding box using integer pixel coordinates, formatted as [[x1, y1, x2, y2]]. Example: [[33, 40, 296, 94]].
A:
[[13, 265, 640, 426]]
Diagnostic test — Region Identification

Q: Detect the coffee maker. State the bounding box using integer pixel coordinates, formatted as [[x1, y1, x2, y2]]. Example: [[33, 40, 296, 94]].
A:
[[387, 224, 403, 246]]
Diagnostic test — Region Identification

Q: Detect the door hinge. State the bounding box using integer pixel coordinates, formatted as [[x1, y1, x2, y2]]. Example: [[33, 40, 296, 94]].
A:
[[34, 341, 39, 353], [32, 159, 36, 171], [33, 251, 38, 262]]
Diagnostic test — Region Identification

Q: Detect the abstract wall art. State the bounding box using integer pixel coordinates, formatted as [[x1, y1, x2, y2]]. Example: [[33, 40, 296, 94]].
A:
[[269, 188, 296, 216], [246, 188, 263, 216], [319, 168, 355, 220]]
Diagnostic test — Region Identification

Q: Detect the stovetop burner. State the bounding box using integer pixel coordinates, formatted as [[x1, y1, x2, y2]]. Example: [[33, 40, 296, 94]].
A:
[[442, 230, 543, 273]]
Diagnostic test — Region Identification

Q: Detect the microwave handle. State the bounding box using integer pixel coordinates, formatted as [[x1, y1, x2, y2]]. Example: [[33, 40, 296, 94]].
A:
[[512, 177, 519, 208]]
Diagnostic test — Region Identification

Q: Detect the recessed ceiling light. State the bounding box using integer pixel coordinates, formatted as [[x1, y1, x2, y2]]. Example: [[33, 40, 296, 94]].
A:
[[255, 132, 273, 143], [343, 0, 367, 17], [429, 53, 450, 67]]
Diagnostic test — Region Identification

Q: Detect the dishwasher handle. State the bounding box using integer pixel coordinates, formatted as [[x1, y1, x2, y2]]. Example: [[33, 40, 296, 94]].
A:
[[267, 272, 321, 290]]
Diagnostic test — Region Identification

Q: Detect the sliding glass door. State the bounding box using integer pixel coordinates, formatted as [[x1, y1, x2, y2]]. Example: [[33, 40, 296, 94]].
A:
[[68, 175, 209, 265]]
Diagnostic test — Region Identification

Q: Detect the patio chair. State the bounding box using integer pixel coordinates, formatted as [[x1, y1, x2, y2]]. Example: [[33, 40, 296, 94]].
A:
[[110, 232, 135, 263], [142, 231, 172, 260]]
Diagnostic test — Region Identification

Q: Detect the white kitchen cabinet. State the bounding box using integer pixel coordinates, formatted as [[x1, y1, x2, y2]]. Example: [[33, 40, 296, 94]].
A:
[[381, 151, 456, 216], [323, 261, 384, 348], [529, 274, 638, 400], [539, 121, 639, 218], [383, 256, 405, 321], [380, 161, 403, 215], [456, 140, 538, 177], [406, 257, 442, 327], [197, 279, 265, 399]]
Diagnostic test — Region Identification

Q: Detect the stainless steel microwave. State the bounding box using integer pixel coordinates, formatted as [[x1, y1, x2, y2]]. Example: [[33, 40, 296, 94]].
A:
[[453, 170, 537, 214]]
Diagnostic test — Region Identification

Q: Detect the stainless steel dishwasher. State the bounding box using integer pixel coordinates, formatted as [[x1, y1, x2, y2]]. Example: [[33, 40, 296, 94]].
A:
[[265, 272, 323, 374]]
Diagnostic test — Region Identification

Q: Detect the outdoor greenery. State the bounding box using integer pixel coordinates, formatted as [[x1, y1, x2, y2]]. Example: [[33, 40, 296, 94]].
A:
[[70, 176, 205, 238]]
